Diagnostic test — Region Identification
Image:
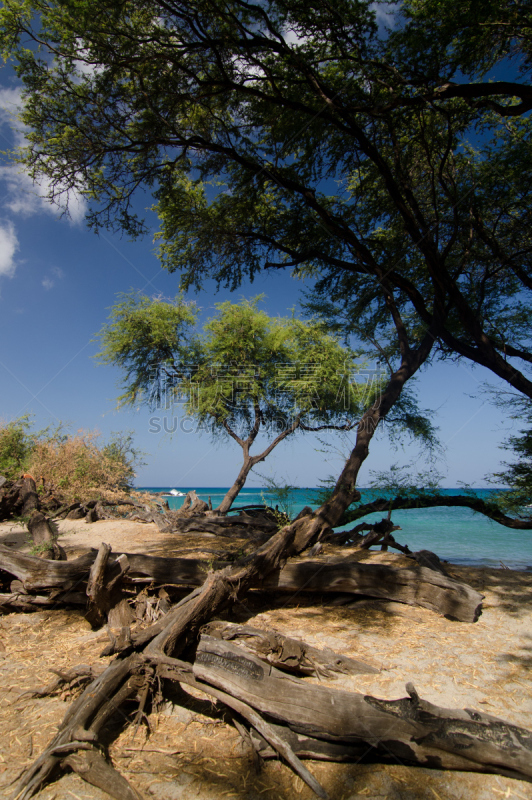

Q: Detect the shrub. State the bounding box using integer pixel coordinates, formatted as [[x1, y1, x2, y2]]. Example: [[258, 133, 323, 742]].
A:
[[0, 418, 143, 504], [0, 416, 36, 479]]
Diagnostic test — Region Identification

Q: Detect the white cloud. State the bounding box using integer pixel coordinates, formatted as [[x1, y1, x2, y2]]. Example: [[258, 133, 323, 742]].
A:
[[0, 87, 24, 128], [0, 163, 87, 223], [41, 266, 64, 290], [0, 220, 19, 278], [0, 85, 87, 224]]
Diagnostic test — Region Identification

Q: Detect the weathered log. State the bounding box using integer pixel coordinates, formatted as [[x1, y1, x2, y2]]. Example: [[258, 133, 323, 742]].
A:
[[85, 506, 99, 523], [9, 513, 520, 800], [201, 620, 379, 677], [86, 542, 112, 624], [179, 512, 277, 531], [21, 476, 40, 516], [0, 545, 483, 621], [0, 590, 87, 611], [86, 543, 133, 628], [158, 655, 329, 799], [61, 749, 142, 800], [178, 489, 209, 514], [15, 525, 319, 800], [66, 505, 86, 520], [0, 543, 95, 590], [193, 635, 532, 780], [407, 549, 451, 576], [262, 559, 483, 622], [246, 720, 370, 762], [327, 518, 412, 554]]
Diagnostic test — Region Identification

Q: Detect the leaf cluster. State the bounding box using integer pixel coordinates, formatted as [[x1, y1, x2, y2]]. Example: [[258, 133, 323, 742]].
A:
[[96, 294, 369, 438]]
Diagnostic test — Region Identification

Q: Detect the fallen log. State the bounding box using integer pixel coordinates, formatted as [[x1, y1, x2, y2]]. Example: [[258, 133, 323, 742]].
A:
[[201, 620, 379, 676], [85, 543, 133, 628], [0, 543, 96, 591], [193, 635, 532, 780], [262, 559, 483, 622], [0, 545, 483, 621], [0, 590, 87, 611], [12, 515, 324, 799]]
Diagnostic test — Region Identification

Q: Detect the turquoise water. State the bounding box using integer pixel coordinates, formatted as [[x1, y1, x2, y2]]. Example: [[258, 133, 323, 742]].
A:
[[139, 486, 532, 570]]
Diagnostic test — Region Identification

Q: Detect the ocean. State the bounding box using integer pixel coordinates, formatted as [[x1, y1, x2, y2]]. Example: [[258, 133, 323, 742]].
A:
[[139, 486, 532, 571]]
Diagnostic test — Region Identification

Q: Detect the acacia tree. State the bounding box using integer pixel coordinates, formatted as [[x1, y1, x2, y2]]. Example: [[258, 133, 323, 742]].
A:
[[97, 295, 368, 512], [2, 0, 531, 531]]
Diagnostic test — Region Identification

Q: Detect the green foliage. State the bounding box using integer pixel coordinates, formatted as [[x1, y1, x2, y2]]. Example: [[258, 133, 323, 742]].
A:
[[257, 473, 299, 521], [367, 464, 444, 500], [96, 293, 199, 407], [0, 415, 35, 479], [97, 294, 367, 435], [489, 400, 532, 516], [3, 0, 532, 515], [97, 294, 368, 509]]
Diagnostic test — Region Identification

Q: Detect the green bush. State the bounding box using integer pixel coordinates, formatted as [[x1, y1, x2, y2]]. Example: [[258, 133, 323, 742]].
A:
[[0, 418, 144, 503]]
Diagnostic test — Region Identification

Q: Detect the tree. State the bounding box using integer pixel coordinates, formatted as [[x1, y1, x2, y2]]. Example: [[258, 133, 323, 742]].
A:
[[97, 295, 368, 512], [2, 0, 531, 530], [488, 396, 532, 518]]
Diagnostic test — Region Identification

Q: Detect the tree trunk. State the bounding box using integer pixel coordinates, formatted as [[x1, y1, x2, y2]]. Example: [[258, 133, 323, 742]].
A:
[[21, 476, 40, 516], [314, 365, 427, 533], [217, 455, 254, 513]]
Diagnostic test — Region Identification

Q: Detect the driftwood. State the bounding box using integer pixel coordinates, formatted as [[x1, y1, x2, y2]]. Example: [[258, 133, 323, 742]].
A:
[[193, 636, 532, 779], [0, 477, 67, 560], [11, 514, 324, 798], [27, 511, 66, 561], [263, 559, 483, 622], [179, 489, 209, 514], [201, 620, 379, 676], [85, 543, 134, 628], [327, 516, 412, 553], [0, 544, 483, 621], [7, 508, 532, 800]]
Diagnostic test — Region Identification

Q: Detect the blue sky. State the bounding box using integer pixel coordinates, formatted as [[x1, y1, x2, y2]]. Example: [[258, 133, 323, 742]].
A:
[[0, 74, 516, 490]]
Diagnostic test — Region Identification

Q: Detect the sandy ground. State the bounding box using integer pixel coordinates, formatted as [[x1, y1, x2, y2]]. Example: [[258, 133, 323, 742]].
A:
[[0, 517, 531, 800]]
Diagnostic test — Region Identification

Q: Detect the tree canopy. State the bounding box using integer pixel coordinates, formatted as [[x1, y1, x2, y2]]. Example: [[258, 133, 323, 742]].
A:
[[97, 295, 369, 511], [1, 0, 531, 395]]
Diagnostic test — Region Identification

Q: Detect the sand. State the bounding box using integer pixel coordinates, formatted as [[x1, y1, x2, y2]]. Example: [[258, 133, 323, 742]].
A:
[[0, 517, 531, 800]]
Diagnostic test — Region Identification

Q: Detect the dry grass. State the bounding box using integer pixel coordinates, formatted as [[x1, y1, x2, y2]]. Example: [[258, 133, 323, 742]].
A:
[[27, 431, 135, 505]]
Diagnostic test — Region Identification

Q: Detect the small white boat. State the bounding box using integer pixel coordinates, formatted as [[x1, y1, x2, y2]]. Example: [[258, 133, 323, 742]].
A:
[[169, 489, 186, 497]]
